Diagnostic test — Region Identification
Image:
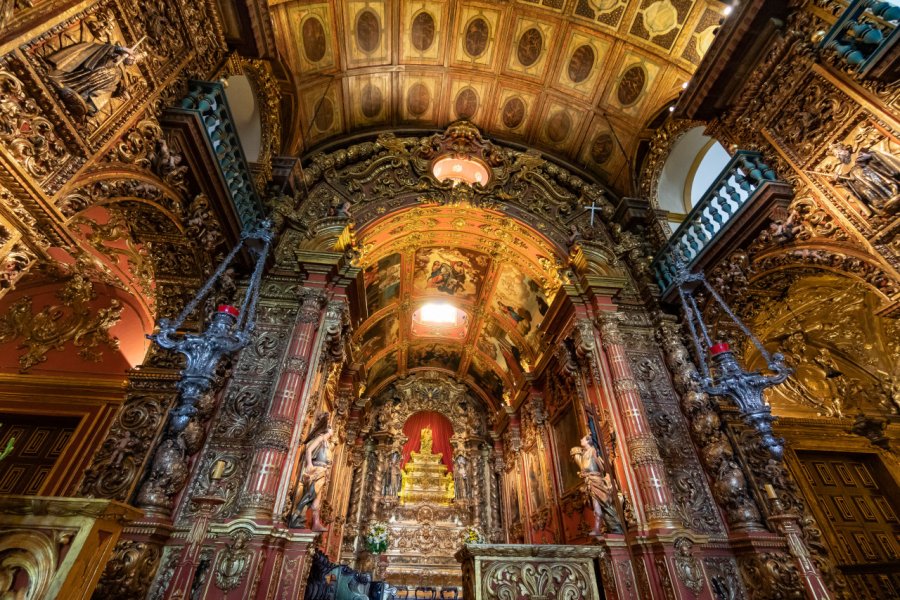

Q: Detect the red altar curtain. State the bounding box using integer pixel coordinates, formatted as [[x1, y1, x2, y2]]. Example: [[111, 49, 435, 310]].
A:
[[401, 410, 454, 472]]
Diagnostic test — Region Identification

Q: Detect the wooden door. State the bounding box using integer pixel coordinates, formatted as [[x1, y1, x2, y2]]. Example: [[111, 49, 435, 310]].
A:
[[796, 451, 900, 598], [0, 412, 78, 495]]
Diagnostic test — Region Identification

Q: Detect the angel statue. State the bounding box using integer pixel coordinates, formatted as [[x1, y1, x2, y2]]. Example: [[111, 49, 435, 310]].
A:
[[571, 435, 624, 535], [289, 413, 333, 531]]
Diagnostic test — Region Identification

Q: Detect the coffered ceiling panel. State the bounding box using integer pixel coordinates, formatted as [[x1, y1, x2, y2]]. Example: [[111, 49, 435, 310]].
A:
[[271, 0, 729, 195]]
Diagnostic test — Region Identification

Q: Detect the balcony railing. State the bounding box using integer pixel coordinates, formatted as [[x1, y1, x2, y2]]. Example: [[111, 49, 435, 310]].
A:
[[179, 80, 266, 230], [820, 0, 900, 76], [652, 151, 779, 295]]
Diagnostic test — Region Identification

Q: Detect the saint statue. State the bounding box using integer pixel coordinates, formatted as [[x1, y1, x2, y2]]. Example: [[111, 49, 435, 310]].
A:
[[383, 450, 401, 497], [571, 434, 623, 535], [289, 413, 333, 531], [828, 143, 900, 214], [44, 37, 145, 117], [454, 454, 469, 500], [420, 427, 433, 454]]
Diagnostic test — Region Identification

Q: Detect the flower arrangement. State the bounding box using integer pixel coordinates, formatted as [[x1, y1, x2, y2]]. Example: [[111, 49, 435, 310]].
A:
[[462, 526, 484, 544], [365, 521, 389, 554]]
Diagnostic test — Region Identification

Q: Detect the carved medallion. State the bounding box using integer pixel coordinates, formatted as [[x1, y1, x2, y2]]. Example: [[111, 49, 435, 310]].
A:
[[501, 97, 526, 129], [590, 134, 614, 164], [314, 97, 334, 131], [568, 45, 595, 83], [302, 17, 327, 62], [617, 65, 646, 106], [455, 88, 478, 119], [546, 110, 571, 144], [361, 83, 383, 118], [411, 11, 436, 52], [517, 28, 543, 67], [356, 9, 380, 53], [407, 82, 431, 116], [464, 18, 490, 57]]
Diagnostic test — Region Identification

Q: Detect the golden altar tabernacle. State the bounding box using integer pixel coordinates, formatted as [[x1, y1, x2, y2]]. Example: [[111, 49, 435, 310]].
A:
[[399, 427, 454, 505]]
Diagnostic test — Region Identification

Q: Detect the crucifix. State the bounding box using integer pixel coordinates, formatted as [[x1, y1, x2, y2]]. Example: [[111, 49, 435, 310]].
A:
[[586, 200, 604, 227]]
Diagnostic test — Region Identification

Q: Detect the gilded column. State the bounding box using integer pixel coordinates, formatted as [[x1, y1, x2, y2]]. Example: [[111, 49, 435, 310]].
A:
[[597, 312, 679, 530], [237, 288, 326, 519]]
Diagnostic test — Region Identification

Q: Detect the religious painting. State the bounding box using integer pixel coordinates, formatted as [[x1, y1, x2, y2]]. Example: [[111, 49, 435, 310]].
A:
[[552, 403, 584, 493], [367, 352, 398, 389], [299, 81, 343, 145], [555, 30, 608, 96], [477, 319, 525, 379], [494, 87, 538, 136], [413, 247, 489, 301], [453, 6, 501, 67], [347, 73, 390, 128], [286, 3, 336, 73], [359, 312, 400, 351], [525, 443, 548, 510], [345, 1, 389, 68], [364, 253, 401, 314], [448, 76, 491, 122], [399, 73, 441, 122], [539, 101, 584, 150], [400, 2, 446, 64], [469, 354, 505, 402], [492, 265, 549, 349], [408, 343, 461, 372], [506, 17, 556, 77], [607, 53, 661, 117]]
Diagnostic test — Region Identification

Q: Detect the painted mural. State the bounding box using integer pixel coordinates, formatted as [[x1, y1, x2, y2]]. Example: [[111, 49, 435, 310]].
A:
[[367, 351, 398, 388], [477, 318, 525, 379], [360, 312, 400, 350], [492, 265, 549, 348], [408, 343, 461, 372], [413, 247, 489, 300], [469, 354, 505, 401], [364, 252, 401, 314]]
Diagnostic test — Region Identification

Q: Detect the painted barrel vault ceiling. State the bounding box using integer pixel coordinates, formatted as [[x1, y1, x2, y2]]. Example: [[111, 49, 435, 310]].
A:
[[272, 0, 728, 194]]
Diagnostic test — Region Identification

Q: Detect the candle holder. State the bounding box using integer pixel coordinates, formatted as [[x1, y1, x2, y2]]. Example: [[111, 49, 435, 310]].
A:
[[150, 221, 273, 434], [672, 257, 792, 459]]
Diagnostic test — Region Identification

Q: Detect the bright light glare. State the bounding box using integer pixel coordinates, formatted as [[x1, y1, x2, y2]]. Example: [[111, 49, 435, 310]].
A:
[[420, 302, 458, 323], [723, 5, 733, 15]]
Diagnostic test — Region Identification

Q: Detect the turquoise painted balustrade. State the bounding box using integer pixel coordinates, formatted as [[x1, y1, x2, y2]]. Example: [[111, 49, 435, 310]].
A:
[[820, 0, 899, 75], [179, 80, 266, 230], [652, 151, 777, 294]]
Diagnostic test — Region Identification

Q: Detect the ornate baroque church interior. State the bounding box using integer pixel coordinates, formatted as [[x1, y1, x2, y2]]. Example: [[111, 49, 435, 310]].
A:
[[0, 0, 898, 598]]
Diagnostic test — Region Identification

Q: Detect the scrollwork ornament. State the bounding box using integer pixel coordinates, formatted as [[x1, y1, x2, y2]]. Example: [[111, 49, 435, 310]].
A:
[[673, 537, 704, 596], [215, 528, 252, 592]]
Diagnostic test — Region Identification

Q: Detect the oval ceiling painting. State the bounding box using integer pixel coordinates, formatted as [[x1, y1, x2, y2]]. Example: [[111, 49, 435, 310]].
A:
[[517, 28, 543, 67], [302, 17, 327, 63], [567, 45, 595, 83], [356, 9, 381, 53], [407, 82, 431, 116], [455, 88, 478, 120], [411, 11, 436, 52], [361, 83, 383, 119], [546, 110, 571, 144], [314, 97, 334, 131], [501, 97, 526, 129], [590, 133, 614, 164], [617, 65, 646, 106], [464, 17, 490, 58]]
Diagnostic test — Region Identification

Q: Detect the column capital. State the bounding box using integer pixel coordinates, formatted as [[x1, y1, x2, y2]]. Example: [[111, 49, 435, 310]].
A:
[[597, 311, 625, 345]]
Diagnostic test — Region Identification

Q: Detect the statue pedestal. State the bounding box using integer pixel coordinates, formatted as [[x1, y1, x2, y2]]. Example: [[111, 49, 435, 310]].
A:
[[455, 544, 608, 600], [0, 495, 141, 599]]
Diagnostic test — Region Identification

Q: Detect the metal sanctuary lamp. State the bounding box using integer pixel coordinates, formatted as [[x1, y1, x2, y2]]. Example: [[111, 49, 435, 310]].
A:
[[672, 259, 793, 458], [150, 220, 273, 433]]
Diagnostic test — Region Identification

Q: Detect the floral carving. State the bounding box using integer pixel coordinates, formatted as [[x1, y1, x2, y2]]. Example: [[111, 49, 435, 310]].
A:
[[0, 274, 122, 371], [483, 561, 593, 599]]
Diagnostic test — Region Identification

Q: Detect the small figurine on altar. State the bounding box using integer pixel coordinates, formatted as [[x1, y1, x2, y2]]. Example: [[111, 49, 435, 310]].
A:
[[420, 427, 434, 453], [445, 472, 455, 502], [289, 413, 333, 531], [383, 450, 402, 497], [571, 435, 624, 535]]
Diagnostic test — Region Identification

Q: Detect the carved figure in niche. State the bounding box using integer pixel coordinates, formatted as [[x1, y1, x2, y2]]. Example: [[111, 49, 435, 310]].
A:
[[289, 413, 333, 531], [108, 430, 139, 469], [828, 143, 900, 214], [673, 537, 704, 595], [571, 435, 623, 535], [215, 530, 251, 592], [383, 450, 402, 497], [420, 426, 434, 453], [454, 454, 469, 500], [45, 37, 146, 117]]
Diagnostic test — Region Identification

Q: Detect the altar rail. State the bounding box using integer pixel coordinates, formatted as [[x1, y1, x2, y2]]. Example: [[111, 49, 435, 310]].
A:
[[820, 0, 899, 78], [652, 151, 785, 296]]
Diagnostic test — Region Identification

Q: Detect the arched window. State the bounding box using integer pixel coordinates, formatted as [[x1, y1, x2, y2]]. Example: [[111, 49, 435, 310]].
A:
[[657, 126, 730, 235], [223, 74, 262, 163]]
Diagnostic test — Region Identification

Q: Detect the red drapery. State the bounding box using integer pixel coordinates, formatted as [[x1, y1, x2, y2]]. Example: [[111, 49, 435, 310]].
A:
[[401, 410, 454, 472]]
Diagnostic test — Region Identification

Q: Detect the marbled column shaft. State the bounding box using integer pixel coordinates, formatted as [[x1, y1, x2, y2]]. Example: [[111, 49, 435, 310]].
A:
[[238, 289, 325, 519], [598, 312, 678, 529]]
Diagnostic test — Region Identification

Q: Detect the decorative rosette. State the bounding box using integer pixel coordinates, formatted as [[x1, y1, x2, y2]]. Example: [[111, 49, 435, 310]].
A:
[[365, 521, 390, 554], [462, 526, 484, 544]]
